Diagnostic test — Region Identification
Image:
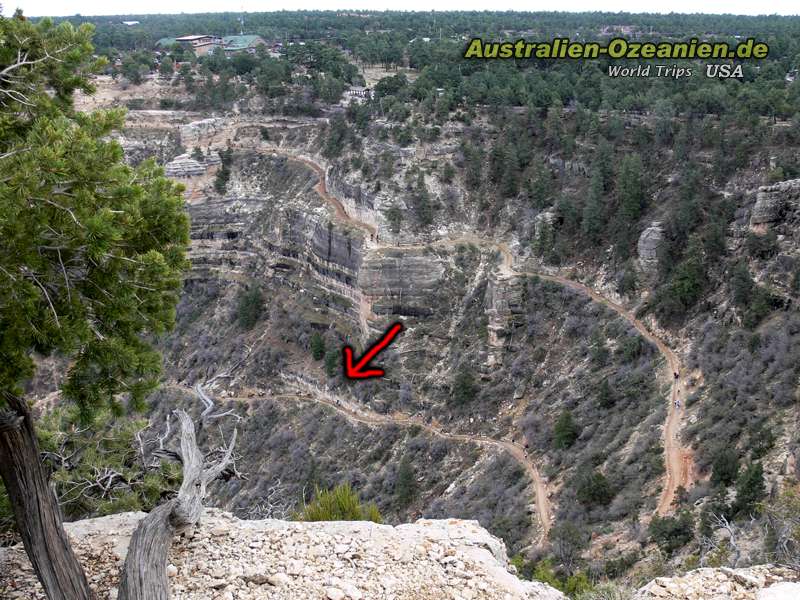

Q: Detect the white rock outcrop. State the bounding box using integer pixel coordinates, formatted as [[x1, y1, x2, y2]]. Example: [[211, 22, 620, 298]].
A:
[[637, 221, 664, 274], [164, 154, 207, 178], [180, 118, 226, 145], [634, 565, 799, 600], [0, 510, 565, 600]]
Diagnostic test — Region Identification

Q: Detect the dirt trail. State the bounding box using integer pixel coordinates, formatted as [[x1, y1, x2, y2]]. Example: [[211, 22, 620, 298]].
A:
[[167, 379, 552, 543], [279, 152, 377, 238], [504, 254, 692, 515]]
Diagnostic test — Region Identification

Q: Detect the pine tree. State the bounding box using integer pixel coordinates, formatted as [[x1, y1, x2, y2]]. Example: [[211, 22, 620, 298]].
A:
[[581, 169, 605, 242], [596, 379, 615, 409], [0, 15, 189, 598], [734, 463, 766, 516], [452, 366, 478, 406], [310, 332, 326, 360], [616, 153, 646, 224], [395, 456, 417, 508], [554, 410, 580, 449], [711, 448, 740, 487], [576, 469, 614, 507]]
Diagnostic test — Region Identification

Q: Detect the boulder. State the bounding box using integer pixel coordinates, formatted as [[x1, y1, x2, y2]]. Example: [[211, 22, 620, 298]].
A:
[[634, 565, 798, 599]]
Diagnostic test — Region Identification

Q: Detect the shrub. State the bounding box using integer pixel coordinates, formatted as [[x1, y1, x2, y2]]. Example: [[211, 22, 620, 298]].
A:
[[451, 366, 478, 406], [532, 558, 563, 590], [395, 456, 416, 508], [648, 511, 694, 555], [296, 483, 382, 523], [385, 205, 403, 234], [550, 521, 590, 574], [576, 469, 615, 507], [710, 448, 739, 487], [442, 162, 455, 183], [733, 463, 766, 516], [554, 410, 580, 449], [324, 349, 339, 378], [310, 332, 326, 360], [565, 572, 593, 597], [236, 287, 263, 329], [745, 231, 779, 259], [763, 484, 800, 572], [596, 379, 616, 409]]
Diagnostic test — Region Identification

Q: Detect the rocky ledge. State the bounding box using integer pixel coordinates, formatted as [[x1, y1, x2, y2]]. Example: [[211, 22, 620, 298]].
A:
[[0, 510, 564, 600], [634, 564, 799, 600]]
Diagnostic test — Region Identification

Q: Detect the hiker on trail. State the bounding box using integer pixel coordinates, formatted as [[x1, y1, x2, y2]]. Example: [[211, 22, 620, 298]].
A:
[[674, 371, 679, 380]]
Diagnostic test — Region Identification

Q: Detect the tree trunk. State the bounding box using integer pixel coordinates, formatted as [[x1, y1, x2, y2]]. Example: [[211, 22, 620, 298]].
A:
[[116, 501, 175, 600], [0, 394, 94, 600], [118, 409, 236, 600]]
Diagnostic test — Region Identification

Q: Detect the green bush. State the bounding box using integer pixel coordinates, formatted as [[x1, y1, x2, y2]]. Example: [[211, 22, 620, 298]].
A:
[[310, 332, 326, 360], [324, 349, 339, 377], [733, 462, 766, 516], [385, 205, 403, 234], [596, 379, 616, 409], [295, 483, 382, 523], [576, 469, 615, 507], [745, 231, 779, 259], [3, 409, 183, 524], [451, 366, 478, 406], [648, 510, 694, 555], [236, 287, 263, 329], [395, 456, 416, 508], [711, 448, 739, 487], [554, 410, 580, 449]]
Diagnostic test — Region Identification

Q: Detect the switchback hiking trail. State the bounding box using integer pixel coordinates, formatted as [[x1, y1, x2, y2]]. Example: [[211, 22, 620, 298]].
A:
[[272, 150, 691, 526], [166, 379, 553, 544], [195, 144, 690, 548]]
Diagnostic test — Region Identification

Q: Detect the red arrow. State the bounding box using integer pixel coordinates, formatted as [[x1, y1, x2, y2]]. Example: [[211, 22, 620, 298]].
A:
[[343, 322, 404, 380]]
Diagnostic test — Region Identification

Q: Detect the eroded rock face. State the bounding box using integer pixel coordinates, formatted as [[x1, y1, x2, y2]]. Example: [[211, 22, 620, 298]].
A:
[[633, 565, 799, 600], [164, 154, 207, 177], [114, 128, 182, 166], [181, 118, 227, 146], [637, 221, 664, 273], [359, 248, 445, 317], [0, 510, 566, 600], [486, 274, 525, 350], [750, 179, 800, 226]]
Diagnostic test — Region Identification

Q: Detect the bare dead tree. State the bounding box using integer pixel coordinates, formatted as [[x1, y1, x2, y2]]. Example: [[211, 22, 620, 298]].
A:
[[699, 512, 743, 568], [117, 408, 237, 600], [194, 382, 242, 421], [245, 479, 293, 520], [763, 489, 800, 573]]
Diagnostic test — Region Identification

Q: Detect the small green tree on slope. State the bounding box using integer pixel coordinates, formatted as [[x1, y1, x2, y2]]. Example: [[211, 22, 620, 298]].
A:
[[0, 14, 188, 599]]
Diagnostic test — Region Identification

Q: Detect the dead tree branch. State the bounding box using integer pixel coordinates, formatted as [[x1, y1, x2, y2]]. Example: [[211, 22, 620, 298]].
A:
[[117, 409, 238, 600]]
